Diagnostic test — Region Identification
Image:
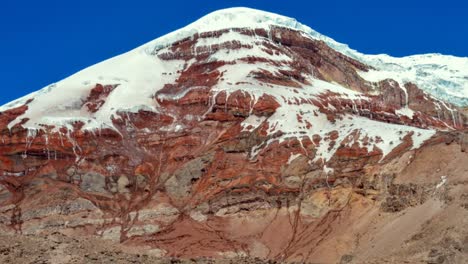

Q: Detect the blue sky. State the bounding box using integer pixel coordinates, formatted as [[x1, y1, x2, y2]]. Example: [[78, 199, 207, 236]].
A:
[[1, 0, 467, 105]]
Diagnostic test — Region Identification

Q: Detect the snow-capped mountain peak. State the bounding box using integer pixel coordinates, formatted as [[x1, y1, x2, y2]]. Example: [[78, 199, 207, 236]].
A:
[[1, 8, 468, 263], [0, 7, 465, 169]]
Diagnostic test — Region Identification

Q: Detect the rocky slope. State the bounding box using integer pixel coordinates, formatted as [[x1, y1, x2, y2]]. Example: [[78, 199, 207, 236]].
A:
[[0, 7, 467, 263]]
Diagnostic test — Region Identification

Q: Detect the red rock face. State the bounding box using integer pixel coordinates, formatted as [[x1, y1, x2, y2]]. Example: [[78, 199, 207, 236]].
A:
[[0, 24, 467, 263], [83, 84, 119, 113]]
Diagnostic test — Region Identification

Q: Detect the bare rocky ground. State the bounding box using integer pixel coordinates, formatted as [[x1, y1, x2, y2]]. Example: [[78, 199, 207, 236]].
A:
[[344, 142, 468, 264], [0, 232, 282, 264]]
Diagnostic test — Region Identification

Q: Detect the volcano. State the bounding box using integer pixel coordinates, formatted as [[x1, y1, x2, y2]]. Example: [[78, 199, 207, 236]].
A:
[[0, 7, 467, 263]]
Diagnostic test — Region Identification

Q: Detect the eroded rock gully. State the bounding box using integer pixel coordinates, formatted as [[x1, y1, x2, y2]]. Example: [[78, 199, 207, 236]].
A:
[[0, 24, 467, 264]]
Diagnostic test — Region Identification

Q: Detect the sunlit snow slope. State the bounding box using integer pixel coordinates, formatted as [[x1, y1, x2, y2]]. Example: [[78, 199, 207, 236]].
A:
[[0, 7, 465, 169]]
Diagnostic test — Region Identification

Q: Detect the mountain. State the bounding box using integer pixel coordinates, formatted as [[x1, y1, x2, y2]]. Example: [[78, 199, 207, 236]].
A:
[[0, 7, 467, 263]]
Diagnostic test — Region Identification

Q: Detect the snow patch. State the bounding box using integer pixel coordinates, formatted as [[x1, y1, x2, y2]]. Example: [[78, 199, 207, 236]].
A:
[[395, 107, 415, 118], [436, 176, 447, 189], [287, 153, 302, 165]]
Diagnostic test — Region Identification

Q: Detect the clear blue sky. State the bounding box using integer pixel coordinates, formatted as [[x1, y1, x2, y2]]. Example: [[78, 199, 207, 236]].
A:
[[1, 0, 467, 105]]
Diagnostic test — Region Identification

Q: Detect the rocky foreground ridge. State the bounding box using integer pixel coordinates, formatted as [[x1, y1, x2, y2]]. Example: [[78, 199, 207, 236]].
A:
[[0, 7, 468, 263]]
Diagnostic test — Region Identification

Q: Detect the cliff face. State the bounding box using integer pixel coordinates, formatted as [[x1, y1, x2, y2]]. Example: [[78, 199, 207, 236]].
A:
[[0, 8, 467, 263]]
